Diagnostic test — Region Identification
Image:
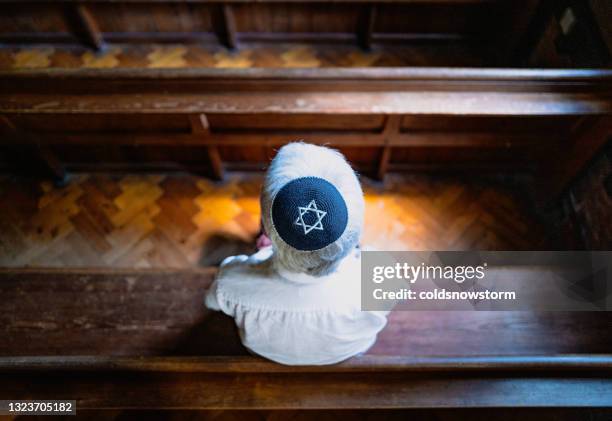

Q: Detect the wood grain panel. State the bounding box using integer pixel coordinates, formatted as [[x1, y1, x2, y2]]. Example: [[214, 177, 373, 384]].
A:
[[1, 269, 612, 409], [10, 114, 191, 133], [1, 268, 612, 357], [0, 3, 70, 34], [1, 67, 610, 191], [231, 3, 361, 34], [90, 3, 215, 34], [391, 145, 531, 161], [400, 115, 579, 133], [374, 2, 496, 35], [208, 113, 385, 131]]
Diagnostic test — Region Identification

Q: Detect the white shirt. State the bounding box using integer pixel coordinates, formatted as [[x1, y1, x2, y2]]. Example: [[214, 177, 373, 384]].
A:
[[204, 247, 388, 365]]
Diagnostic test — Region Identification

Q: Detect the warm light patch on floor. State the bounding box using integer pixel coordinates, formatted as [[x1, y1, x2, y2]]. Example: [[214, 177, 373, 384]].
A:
[[0, 173, 547, 268]]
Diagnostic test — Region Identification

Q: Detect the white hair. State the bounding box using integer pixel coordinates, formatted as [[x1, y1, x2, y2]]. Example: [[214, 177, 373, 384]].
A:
[[261, 142, 364, 276]]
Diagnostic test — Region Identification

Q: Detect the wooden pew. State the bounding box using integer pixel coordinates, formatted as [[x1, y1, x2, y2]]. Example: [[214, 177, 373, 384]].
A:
[[0, 0, 542, 61], [1, 267, 612, 409], [1, 67, 611, 200]]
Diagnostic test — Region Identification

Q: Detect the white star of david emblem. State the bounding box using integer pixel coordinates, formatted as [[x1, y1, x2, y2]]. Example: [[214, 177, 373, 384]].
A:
[[295, 199, 327, 235]]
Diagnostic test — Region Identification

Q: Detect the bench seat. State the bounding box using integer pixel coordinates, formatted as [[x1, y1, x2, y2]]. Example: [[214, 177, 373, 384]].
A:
[[1, 268, 612, 409]]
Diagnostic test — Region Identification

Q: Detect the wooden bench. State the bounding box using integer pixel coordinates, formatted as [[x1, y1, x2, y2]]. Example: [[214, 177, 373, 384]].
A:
[[0, 0, 548, 61], [1, 67, 611, 201], [2, 267, 612, 409]]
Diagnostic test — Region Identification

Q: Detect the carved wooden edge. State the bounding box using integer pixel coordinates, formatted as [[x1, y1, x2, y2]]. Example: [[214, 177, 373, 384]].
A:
[[189, 113, 224, 180], [0, 115, 67, 182], [357, 4, 376, 51], [376, 115, 401, 180], [3, 92, 610, 116], [221, 4, 238, 50], [510, 0, 556, 65], [1, 354, 612, 373], [71, 3, 104, 51], [538, 115, 612, 204], [2, 67, 611, 82]]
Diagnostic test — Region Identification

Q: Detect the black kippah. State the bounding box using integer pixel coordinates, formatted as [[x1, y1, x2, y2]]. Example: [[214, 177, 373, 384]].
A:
[[271, 176, 348, 251]]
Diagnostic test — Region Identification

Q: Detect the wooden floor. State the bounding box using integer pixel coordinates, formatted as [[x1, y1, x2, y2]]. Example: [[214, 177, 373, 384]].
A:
[[0, 172, 548, 268], [0, 43, 493, 70]]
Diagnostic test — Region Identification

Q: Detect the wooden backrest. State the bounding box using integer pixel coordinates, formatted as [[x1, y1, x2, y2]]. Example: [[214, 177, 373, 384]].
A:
[[1, 67, 611, 186], [0, 0, 535, 57]]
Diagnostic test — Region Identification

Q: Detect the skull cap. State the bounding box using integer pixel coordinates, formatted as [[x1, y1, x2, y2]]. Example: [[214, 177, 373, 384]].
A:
[[271, 176, 348, 251]]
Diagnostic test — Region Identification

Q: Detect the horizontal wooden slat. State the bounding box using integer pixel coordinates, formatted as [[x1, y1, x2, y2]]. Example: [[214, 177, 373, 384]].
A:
[[2, 355, 612, 373], [391, 132, 557, 147], [208, 113, 386, 130], [3, 67, 611, 83], [1, 132, 560, 149], [8, 113, 191, 132], [2, 132, 385, 146], [0, 32, 484, 45], [2, 68, 610, 117], [400, 115, 579, 132], [2, 92, 610, 116], [2, 366, 612, 409]]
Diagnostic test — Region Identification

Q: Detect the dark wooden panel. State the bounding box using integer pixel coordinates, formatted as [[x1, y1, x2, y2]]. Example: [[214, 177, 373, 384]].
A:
[[0, 267, 246, 357], [0, 3, 70, 34], [339, 147, 381, 165], [374, 2, 497, 36], [49, 144, 232, 168], [540, 115, 612, 201], [232, 3, 360, 34], [372, 311, 612, 356], [221, 145, 379, 168], [208, 113, 385, 131], [89, 2, 215, 33], [218, 146, 376, 172], [389, 146, 537, 165], [0, 0, 528, 56], [400, 115, 579, 133], [218, 145, 273, 165], [10, 114, 191, 133]]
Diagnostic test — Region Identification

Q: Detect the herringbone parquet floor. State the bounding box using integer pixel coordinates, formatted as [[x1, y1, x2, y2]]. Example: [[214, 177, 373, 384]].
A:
[[0, 43, 489, 70], [0, 172, 548, 268]]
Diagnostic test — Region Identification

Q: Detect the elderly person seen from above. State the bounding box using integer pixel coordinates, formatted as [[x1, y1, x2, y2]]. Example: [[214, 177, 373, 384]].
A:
[[204, 142, 388, 365]]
